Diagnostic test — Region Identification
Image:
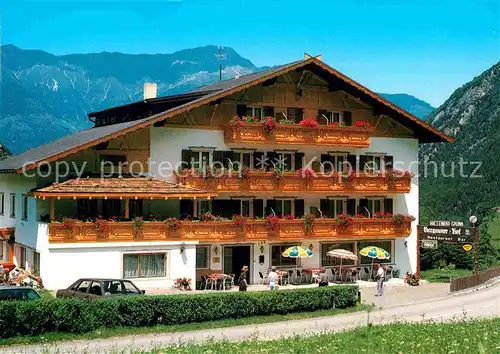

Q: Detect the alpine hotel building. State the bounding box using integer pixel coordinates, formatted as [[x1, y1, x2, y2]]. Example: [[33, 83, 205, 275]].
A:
[[0, 55, 453, 289]]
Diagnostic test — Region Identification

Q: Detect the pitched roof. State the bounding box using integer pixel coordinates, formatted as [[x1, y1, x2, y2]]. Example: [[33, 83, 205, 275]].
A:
[[32, 177, 216, 199], [0, 57, 453, 173]]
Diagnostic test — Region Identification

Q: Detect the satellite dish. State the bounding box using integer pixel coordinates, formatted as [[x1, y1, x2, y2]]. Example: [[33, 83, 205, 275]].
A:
[[469, 215, 478, 225]]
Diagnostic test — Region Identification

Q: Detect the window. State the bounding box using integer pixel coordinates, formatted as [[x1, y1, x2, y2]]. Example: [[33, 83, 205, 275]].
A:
[[245, 106, 264, 120], [275, 199, 292, 217], [89, 281, 103, 296], [196, 246, 210, 269], [231, 151, 253, 169], [0, 193, 4, 215], [287, 108, 303, 123], [321, 153, 348, 172], [362, 155, 384, 172], [321, 242, 356, 267], [197, 200, 211, 215], [123, 253, 166, 278], [358, 240, 393, 265], [0, 240, 4, 261], [76, 280, 91, 293], [276, 151, 294, 170], [191, 150, 213, 170], [241, 200, 251, 217], [328, 111, 342, 124], [22, 195, 28, 221], [329, 199, 345, 216], [103, 280, 123, 294], [271, 244, 298, 267], [33, 252, 40, 275], [10, 193, 15, 218]]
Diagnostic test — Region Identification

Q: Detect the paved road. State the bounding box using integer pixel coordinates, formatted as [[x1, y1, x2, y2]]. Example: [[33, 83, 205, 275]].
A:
[[2, 283, 499, 354]]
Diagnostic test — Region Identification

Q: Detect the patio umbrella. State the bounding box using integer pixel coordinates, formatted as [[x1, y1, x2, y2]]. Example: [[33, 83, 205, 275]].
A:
[[359, 246, 391, 280], [326, 249, 358, 282], [281, 246, 313, 283]]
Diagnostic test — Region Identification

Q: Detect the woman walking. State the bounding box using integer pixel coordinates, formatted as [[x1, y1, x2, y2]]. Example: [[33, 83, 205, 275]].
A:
[[238, 265, 249, 291]]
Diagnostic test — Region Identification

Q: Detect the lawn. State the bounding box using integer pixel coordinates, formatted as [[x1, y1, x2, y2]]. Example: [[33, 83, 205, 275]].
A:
[[149, 318, 500, 354], [420, 268, 472, 283], [0, 304, 370, 346]]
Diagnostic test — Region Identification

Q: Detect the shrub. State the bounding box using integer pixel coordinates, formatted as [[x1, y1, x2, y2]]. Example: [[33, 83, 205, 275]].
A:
[[0, 286, 358, 338]]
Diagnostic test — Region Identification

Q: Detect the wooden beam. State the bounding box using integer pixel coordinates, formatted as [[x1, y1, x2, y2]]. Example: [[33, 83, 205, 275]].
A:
[[124, 199, 130, 219], [50, 199, 55, 221], [209, 103, 219, 126], [375, 114, 384, 129]]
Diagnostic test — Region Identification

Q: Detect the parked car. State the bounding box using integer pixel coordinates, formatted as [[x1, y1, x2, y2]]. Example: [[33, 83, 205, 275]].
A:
[[56, 278, 145, 299], [0, 286, 41, 301]]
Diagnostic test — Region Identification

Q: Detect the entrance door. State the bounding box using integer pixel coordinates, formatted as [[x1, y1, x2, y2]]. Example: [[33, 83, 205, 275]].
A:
[[223, 245, 251, 284]]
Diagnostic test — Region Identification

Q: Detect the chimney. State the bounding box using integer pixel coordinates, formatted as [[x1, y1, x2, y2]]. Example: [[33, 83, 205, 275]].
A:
[[144, 82, 158, 100]]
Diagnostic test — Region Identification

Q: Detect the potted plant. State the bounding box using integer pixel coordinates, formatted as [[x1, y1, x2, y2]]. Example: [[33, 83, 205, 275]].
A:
[[303, 213, 316, 234], [405, 272, 420, 286], [335, 213, 355, 227], [342, 172, 355, 182], [229, 115, 243, 129], [94, 217, 108, 233], [165, 217, 182, 231], [238, 166, 250, 180], [132, 217, 144, 235], [232, 214, 246, 228], [262, 116, 277, 135], [354, 120, 372, 129], [295, 167, 315, 177], [270, 167, 284, 180], [61, 217, 77, 230], [393, 214, 415, 227], [173, 277, 192, 291], [266, 215, 280, 232], [200, 212, 216, 222], [299, 119, 319, 128]]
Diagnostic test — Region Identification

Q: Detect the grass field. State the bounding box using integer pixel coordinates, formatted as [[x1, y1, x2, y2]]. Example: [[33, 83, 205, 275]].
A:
[[149, 318, 500, 354], [0, 304, 370, 347], [420, 268, 472, 282]]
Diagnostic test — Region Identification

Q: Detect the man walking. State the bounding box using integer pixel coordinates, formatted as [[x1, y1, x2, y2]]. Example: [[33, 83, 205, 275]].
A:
[[375, 264, 385, 296]]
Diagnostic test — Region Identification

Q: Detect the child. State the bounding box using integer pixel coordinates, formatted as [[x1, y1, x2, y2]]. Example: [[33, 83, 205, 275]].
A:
[[268, 266, 278, 290]]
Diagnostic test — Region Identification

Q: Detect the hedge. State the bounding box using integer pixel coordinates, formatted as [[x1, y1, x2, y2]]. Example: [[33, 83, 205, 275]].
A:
[[0, 285, 358, 338]]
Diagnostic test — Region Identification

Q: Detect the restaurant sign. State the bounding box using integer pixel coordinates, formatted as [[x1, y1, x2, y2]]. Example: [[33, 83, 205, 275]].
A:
[[420, 239, 438, 250], [419, 224, 475, 244]]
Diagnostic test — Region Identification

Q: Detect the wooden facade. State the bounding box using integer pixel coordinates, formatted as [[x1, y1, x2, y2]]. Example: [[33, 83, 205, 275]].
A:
[[48, 218, 412, 243]]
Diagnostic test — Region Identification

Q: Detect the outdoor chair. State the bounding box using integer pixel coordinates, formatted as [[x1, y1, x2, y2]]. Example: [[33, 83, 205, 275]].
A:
[[363, 267, 372, 281], [296, 270, 305, 284], [258, 271, 265, 285], [355, 267, 363, 281], [225, 274, 235, 290], [288, 270, 294, 284], [325, 268, 334, 282], [385, 266, 393, 281], [200, 275, 208, 290]]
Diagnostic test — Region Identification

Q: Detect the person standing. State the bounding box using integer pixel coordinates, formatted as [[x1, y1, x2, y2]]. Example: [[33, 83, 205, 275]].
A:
[[238, 265, 248, 291], [268, 266, 278, 290], [375, 264, 385, 296]]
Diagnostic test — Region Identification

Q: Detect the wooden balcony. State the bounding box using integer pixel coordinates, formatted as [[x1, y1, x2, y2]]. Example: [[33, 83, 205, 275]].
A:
[[179, 171, 411, 194], [48, 218, 412, 243], [223, 123, 374, 147]]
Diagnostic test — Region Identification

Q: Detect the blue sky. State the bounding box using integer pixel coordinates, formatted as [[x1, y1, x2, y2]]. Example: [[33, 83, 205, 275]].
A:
[[1, 0, 499, 106]]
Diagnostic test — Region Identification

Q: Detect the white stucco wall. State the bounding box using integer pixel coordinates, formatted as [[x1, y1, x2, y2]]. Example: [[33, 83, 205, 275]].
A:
[[40, 241, 197, 290]]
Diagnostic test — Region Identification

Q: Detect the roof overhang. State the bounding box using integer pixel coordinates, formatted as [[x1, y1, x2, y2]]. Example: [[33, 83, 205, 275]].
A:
[[31, 177, 217, 200]]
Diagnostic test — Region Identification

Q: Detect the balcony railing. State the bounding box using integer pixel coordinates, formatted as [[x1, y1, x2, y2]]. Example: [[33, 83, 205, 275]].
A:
[[223, 122, 374, 147], [179, 170, 412, 194], [48, 217, 412, 243]]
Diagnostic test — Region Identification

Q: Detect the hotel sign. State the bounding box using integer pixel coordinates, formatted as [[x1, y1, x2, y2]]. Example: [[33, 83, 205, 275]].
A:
[[419, 224, 474, 244]]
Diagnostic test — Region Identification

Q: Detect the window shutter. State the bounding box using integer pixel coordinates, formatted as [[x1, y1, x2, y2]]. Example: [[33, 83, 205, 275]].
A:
[[347, 198, 356, 215], [297, 108, 304, 122], [266, 151, 278, 170], [213, 150, 224, 166], [254, 199, 264, 218], [359, 155, 368, 172], [343, 111, 352, 126], [264, 106, 274, 118], [320, 199, 330, 218], [358, 198, 369, 217], [265, 199, 277, 216], [181, 149, 192, 169], [294, 153, 304, 170], [385, 155, 394, 170], [253, 152, 265, 170], [347, 154, 357, 172], [384, 198, 393, 214], [236, 104, 247, 117], [231, 199, 241, 217], [317, 109, 328, 125], [211, 199, 222, 216], [180, 199, 194, 219], [294, 199, 304, 218], [321, 154, 333, 172]]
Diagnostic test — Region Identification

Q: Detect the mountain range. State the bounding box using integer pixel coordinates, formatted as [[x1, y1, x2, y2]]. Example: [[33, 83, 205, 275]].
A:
[[1, 44, 434, 154], [419, 61, 500, 223]]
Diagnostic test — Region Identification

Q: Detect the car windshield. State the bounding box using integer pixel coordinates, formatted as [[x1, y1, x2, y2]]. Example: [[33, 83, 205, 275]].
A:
[[0, 289, 40, 300]]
